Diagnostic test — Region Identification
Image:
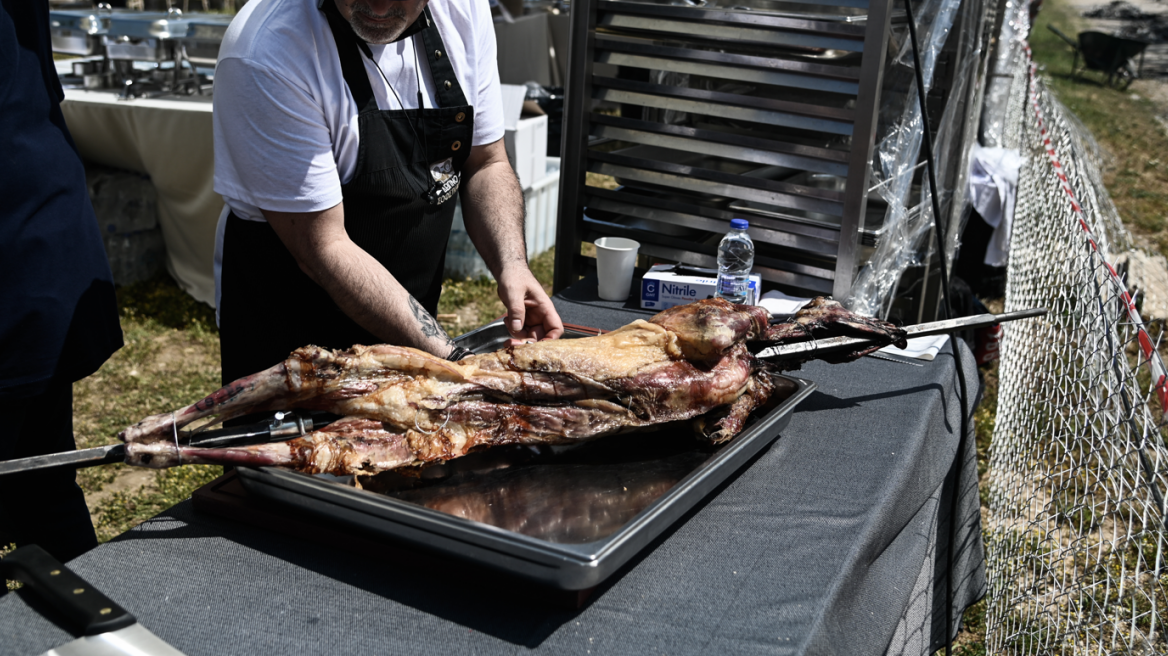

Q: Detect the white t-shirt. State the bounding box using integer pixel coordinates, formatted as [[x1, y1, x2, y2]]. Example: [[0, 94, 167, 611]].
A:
[[211, 0, 504, 311]]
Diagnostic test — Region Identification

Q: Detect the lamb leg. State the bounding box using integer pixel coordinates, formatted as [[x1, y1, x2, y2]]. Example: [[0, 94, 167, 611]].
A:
[[120, 344, 471, 445], [693, 372, 780, 443], [119, 361, 292, 445], [763, 297, 907, 352], [125, 418, 415, 474]]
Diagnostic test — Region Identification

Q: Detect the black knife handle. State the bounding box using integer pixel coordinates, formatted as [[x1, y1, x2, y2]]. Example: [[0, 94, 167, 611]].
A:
[[0, 545, 135, 636]]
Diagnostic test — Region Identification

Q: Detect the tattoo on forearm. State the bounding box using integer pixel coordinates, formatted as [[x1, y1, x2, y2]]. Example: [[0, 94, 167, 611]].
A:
[[408, 296, 455, 347]]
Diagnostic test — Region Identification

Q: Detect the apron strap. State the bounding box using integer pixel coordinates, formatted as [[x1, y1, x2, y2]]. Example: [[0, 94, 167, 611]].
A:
[[418, 7, 469, 109], [320, 0, 377, 114]]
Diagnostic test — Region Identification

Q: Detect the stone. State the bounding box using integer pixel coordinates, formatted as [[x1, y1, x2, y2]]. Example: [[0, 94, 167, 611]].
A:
[[84, 162, 166, 286], [1115, 248, 1168, 321]]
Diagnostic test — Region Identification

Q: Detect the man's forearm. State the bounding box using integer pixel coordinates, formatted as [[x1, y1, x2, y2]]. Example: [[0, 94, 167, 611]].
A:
[[263, 207, 457, 357], [459, 146, 528, 278], [313, 239, 455, 354], [458, 139, 564, 342]]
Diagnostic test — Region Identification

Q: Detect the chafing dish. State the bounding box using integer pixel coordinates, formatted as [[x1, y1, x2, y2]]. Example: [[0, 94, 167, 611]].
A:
[[102, 35, 174, 62], [106, 9, 190, 40], [50, 8, 232, 97], [48, 5, 113, 56], [103, 9, 188, 62]]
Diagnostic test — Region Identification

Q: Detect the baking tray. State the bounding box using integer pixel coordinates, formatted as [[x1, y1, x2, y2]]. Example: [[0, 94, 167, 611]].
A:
[[237, 322, 815, 590]]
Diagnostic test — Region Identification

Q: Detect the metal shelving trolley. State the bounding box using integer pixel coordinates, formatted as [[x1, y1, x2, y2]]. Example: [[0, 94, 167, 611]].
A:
[[553, 0, 996, 321]]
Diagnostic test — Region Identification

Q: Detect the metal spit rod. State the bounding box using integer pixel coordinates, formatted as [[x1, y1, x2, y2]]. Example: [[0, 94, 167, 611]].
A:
[[0, 412, 324, 477], [1, 309, 1047, 477], [756, 308, 1048, 362]]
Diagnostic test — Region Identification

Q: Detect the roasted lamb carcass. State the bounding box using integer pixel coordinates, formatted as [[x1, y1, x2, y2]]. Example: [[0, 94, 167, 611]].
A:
[[120, 297, 905, 476]]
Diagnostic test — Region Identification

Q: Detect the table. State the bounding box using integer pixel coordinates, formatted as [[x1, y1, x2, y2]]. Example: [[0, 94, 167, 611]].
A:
[[0, 291, 985, 655], [57, 74, 220, 306]]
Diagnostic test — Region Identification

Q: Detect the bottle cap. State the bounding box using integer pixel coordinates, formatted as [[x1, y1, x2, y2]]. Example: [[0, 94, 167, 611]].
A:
[[730, 218, 749, 230]]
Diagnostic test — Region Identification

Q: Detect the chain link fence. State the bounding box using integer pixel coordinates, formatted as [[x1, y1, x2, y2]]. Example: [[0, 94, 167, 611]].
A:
[[982, 34, 1168, 653]]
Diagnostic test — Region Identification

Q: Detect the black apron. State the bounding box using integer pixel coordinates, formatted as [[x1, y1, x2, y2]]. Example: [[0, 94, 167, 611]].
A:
[[218, 5, 474, 384]]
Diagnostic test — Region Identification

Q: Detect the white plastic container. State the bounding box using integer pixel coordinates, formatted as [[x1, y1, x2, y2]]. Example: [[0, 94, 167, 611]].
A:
[[86, 165, 165, 286], [444, 157, 560, 281], [524, 157, 560, 258], [103, 229, 166, 286], [504, 114, 548, 190]]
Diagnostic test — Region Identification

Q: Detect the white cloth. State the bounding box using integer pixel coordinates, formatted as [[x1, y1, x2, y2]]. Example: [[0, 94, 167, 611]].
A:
[[54, 82, 221, 307], [210, 0, 505, 314], [967, 145, 1022, 268], [757, 290, 812, 317], [879, 334, 950, 361]]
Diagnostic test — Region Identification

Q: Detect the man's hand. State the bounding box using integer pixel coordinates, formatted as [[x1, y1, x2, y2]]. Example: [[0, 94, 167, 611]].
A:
[[459, 138, 565, 342], [497, 264, 563, 343]]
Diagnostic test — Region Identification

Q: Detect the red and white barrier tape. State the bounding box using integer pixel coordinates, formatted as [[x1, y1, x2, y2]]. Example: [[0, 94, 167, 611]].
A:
[[1023, 46, 1168, 420]]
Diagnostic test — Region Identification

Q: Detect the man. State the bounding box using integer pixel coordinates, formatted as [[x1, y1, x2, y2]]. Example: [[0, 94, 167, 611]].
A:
[[0, 0, 124, 564], [212, 0, 563, 383]]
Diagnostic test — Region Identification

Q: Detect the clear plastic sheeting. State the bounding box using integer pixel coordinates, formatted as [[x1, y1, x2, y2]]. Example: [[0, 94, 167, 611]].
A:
[[844, 0, 977, 318], [980, 0, 1030, 148]]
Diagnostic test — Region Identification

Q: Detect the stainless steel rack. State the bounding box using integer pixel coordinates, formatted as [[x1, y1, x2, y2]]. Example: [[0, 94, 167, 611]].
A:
[[554, 0, 896, 298]]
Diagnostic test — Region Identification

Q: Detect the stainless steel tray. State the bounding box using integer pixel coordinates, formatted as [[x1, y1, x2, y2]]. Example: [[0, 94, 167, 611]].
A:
[[237, 323, 815, 589]]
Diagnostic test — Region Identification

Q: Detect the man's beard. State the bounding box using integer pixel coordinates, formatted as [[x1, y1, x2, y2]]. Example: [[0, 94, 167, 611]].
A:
[[347, 1, 409, 44]]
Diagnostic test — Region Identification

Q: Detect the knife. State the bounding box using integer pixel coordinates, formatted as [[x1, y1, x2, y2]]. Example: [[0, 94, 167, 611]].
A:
[[1, 545, 186, 656], [755, 308, 1047, 362]]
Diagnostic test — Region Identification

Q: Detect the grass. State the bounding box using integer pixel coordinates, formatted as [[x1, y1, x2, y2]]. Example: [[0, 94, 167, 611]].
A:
[[1031, 0, 1168, 258], [1, 543, 16, 593], [436, 248, 555, 334], [74, 273, 224, 542], [951, 599, 989, 656]]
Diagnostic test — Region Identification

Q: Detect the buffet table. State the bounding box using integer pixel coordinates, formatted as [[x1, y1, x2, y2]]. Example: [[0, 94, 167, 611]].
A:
[[57, 77, 220, 306], [0, 291, 985, 655]]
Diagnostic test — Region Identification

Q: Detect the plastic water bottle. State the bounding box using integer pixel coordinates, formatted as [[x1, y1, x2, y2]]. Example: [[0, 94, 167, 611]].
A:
[[716, 218, 754, 304]]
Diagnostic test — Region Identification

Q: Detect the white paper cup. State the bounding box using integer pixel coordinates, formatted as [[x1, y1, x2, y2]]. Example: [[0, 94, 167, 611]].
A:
[[594, 237, 640, 301]]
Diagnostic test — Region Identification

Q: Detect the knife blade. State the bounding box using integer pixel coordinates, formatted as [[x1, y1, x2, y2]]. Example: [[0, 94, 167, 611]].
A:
[[1, 545, 186, 656], [755, 308, 1047, 362], [0, 445, 126, 477]]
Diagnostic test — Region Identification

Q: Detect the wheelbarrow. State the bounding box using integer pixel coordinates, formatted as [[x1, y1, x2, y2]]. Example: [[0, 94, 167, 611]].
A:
[[1047, 25, 1148, 89]]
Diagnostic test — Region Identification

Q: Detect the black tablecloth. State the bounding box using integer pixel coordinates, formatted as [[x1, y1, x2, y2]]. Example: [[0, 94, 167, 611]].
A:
[[0, 291, 985, 656]]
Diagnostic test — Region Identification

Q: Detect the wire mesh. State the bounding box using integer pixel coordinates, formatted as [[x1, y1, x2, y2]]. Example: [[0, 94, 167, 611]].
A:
[[983, 40, 1168, 654]]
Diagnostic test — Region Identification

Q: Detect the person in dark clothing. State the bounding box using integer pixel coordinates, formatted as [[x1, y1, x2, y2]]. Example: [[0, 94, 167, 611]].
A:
[[0, 0, 124, 564]]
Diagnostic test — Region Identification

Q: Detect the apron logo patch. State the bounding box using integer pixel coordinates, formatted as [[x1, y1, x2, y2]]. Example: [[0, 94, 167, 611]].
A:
[[428, 157, 460, 205]]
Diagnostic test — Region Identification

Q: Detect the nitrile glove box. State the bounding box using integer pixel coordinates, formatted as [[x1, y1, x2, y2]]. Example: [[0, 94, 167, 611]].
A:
[[640, 264, 761, 310]]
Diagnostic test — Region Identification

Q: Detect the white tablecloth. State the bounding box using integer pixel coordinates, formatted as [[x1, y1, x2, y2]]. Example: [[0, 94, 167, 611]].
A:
[[60, 84, 220, 306]]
